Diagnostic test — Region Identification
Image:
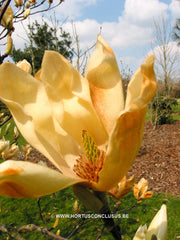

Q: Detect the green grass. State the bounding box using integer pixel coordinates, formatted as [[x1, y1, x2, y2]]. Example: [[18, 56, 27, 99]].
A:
[[0, 189, 179, 239]]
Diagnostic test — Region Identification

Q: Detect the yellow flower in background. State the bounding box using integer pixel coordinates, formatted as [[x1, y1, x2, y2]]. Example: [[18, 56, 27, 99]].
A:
[[108, 175, 136, 199], [0, 35, 157, 198], [133, 204, 167, 240], [133, 178, 153, 201]]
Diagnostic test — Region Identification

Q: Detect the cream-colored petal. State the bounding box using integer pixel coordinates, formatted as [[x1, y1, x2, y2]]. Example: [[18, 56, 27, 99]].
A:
[[94, 107, 146, 191], [125, 55, 157, 111], [0, 63, 81, 175], [93, 55, 157, 191], [40, 50, 108, 146], [85, 35, 124, 134], [0, 160, 83, 198], [146, 205, 167, 240], [133, 224, 147, 240]]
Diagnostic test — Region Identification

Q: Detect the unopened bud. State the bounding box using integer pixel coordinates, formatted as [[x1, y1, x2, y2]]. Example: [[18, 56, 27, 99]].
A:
[[29, 0, 36, 4], [26, 2, 30, 8], [47, 0, 53, 4], [21, 144, 32, 161], [16, 59, 32, 74], [23, 8, 30, 19], [73, 200, 79, 213], [53, 217, 59, 229], [13, 126, 19, 139], [5, 143, 19, 159], [56, 229, 60, 236], [5, 34, 12, 55], [5, 123, 11, 135], [14, 0, 23, 7], [0, 113, 4, 118], [0, 139, 9, 154], [1, 6, 13, 29]]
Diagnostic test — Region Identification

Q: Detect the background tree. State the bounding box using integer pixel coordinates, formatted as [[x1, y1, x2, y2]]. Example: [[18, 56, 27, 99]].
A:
[[152, 16, 180, 96], [173, 18, 180, 46], [11, 20, 74, 74]]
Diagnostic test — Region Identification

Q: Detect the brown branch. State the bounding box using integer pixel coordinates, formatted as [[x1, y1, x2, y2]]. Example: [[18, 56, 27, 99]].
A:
[[18, 224, 68, 240], [0, 223, 25, 240], [66, 219, 86, 239], [96, 225, 105, 240]]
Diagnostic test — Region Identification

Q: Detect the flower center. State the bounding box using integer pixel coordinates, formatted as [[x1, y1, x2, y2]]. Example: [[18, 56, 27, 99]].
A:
[[73, 130, 105, 183]]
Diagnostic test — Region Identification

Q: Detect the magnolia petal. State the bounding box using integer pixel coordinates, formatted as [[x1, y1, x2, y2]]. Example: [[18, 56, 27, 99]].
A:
[[93, 55, 157, 191], [34, 68, 42, 80], [125, 55, 157, 111], [0, 160, 83, 198], [133, 224, 147, 240], [93, 107, 146, 191], [85, 35, 124, 134], [0, 63, 81, 175], [40, 51, 108, 146], [146, 205, 167, 240]]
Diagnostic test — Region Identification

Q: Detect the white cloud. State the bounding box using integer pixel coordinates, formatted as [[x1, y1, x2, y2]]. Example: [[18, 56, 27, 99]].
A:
[[123, 0, 168, 26], [55, 0, 98, 19], [169, 0, 180, 20], [63, 17, 152, 51]]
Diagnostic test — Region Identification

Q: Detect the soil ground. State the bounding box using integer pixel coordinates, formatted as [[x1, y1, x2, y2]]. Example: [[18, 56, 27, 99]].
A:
[[25, 121, 180, 197]]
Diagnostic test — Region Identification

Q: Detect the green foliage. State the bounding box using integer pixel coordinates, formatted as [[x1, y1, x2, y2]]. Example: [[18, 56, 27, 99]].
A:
[[151, 96, 178, 126], [0, 188, 179, 239], [10, 20, 74, 73], [173, 18, 180, 46]]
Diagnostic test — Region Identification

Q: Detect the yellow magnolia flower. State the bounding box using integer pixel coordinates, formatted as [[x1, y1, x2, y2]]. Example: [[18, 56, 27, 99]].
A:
[[0, 35, 157, 198], [108, 175, 136, 199], [133, 204, 167, 240], [133, 178, 153, 201]]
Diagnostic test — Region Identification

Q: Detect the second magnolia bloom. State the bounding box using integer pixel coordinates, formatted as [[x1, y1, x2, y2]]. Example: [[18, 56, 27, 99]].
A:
[[0, 35, 157, 198]]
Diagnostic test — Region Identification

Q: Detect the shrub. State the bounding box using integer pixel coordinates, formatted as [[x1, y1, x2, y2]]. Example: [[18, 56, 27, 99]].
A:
[[151, 96, 178, 126]]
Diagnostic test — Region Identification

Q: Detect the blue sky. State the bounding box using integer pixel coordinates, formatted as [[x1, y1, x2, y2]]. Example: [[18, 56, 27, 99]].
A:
[[6, 0, 180, 72]]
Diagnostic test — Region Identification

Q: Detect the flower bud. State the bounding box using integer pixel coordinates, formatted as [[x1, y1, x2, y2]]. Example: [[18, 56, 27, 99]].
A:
[[0, 139, 9, 154], [0, 113, 4, 118], [23, 8, 30, 19], [16, 59, 32, 74], [47, 0, 53, 3], [133, 178, 153, 201], [14, 0, 23, 7], [5, 34, 12, 55], [108, 175, 136, 199], [1, 6, 13, 29], [53, 217, 59, 229], [21, 144, 32, 161], [13, 126, 19, 139], [73, 200, 79, 213], [5, 143, 19, 159], [29, 0, 36, 4], [5, 123, 11, 135]]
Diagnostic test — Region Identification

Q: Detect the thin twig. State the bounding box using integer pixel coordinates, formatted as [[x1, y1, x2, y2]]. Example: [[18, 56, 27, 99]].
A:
[[18, 224, 68, 240], [0, 223, 25, 240]]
